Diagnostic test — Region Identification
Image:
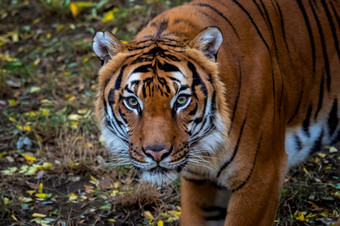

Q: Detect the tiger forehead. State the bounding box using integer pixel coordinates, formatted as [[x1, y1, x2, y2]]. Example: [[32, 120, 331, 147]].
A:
[[125, 64, 187, 98], [125, 37, 188, 51]]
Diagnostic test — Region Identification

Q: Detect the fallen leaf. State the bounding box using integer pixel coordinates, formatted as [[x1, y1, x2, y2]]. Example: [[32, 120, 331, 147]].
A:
[[32, 213, 46, 218]]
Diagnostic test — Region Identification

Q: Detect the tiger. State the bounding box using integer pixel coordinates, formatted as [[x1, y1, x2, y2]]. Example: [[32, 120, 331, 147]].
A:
[[92, 0, 340, 225]]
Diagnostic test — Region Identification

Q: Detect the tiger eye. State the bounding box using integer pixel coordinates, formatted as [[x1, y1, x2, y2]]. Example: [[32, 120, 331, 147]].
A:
[[128, 97, 138, 106], [177, 96, 187, 105]]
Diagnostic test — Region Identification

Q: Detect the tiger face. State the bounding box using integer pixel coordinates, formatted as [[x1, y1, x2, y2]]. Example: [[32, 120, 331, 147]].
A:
[[93, 28, 228, 185]]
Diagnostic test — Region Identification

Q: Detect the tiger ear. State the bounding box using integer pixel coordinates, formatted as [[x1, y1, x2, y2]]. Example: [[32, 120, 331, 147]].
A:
[[190, 26, 223, 61], [92, 31, 125, 65]]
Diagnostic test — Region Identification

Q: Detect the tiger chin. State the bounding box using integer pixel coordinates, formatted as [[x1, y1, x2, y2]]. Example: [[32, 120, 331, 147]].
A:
[[92, 0, 340, 225]]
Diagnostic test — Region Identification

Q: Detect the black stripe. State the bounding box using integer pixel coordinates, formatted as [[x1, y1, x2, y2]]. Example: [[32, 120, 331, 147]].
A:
[[311, 129, 324, 153], [232, 0, 276, 114], [320, 0, 340, 58], [157, 21, 169, 37], [296, 0, 316, 76], [328, 98, 338, 136], [202, 206, 227, 221], [118, 108, 127, 124], [115, 65, 126, 90], [108, 89, 115, 105], [188, 61, 208, 110], [314, 73, 324, 120], [302, 105, 312, 137], [195, 3, 239, 39], [258, 0, 280, 58], [132, 64, 152, 73], [330, 2, 340, 27], [288, 88, 303, 124], [157, 61, 180, 72], [272, 0, 292, 63], [232, 135, 262, 192], [294, 134, 302, 151], [228, 59, 242, 134], [198, 10, 218, 22], [189, 103, 198, 116], [217, 115, 247, 178], [232, 0, 270, 53], [309, 0, 331, 91]]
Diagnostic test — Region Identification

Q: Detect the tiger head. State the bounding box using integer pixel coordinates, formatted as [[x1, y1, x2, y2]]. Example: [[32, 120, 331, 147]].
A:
[[92, 27, 229, 185]]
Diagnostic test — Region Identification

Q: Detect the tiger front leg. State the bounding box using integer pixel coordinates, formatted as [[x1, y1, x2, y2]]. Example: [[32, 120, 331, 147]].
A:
[[223, 144, 288, 226], [180, 178, 232, 226]]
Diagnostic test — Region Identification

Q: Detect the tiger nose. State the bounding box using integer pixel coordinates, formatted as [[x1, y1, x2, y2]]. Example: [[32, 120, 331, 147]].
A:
[[145, 146, 170, 162]]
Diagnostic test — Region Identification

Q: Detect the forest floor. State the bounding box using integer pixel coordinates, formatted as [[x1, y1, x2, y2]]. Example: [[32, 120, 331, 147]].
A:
[[0, 0, 339, 225]]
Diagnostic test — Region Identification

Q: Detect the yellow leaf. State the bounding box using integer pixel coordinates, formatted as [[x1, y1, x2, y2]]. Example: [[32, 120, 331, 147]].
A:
[[168, 210, 181, 216], [8, 99, 16, 106], [70, 2, 83, 17], [18, 196, 33, 203], [33, 18, 41, 24], [82, 57, 89, 63], [317, 152, 326, 158], [90, 175, 98, 185], [46, 33, 51, 39], [114, 182, 120, 189], [64, 94, 76, 102], [41, 108, 50, 116], [27, 111, 37, 117], [42, 162, 52, 169], [108, 219, 116, 222], [143, 211, 154, 221], [56, 24, 64, 32], [303, 167, 309, 175], [68, 193, 78, 202], [11, 214, 18, 221], [102, 8, 119, 22], [32, 213, 46, 218], [64, 71, 71, 76], [41, 99, 53, 106], [0, 151, 8, 158], [325, 165, 332, 170], [29, 86, 41, 93], [39, 183, 43, 193], [3, 197, 9, 204], [157, 220, 164, 226], [314, 156, 320, 162], [122, 40, 128, 44], [77, 108, 89, 114], [9, 116, 16, 122], [70, 121, 78, 129], [68, 114, 81, 121], [296, 213, 305, 221], [26, 190, 35, 195], [23, 154, 36, 163], [112, 190, 118, 196], [329, 146, 338, 153], [334, 191, 340, 198], [17, 125, 31, 131], [35, 193, 47, 199], [33, 58, 40, 66], [91, 84, 98, 90], [33, 164, 44, 170]]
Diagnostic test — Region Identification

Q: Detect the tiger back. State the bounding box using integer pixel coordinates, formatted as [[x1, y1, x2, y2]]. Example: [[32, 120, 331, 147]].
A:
[[92, 0, 340, 225]]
